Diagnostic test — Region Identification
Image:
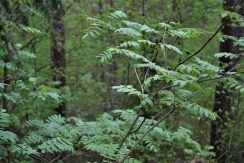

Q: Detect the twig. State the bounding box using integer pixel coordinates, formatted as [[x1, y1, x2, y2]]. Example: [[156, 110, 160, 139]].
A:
[[154, 71, 244, 94], [162, 26, 168, 69], [20, 37, 38, 50], [118, 112, 141, 149], [173, 24, 224, 71], [198, 71, 244, 82], [129, 117, 146, 134], [50, 152, 64, 163], [64, 1, 73, 14], [59, 152, 86, 162], [173, 0, 240, 71], [143, 47, 158, 86], [152, 82, 167, 97], [117, 108, 175, 163], [134, 66, 144, 93], [151, 108, 167, 120], [216, 151, 229, 161]]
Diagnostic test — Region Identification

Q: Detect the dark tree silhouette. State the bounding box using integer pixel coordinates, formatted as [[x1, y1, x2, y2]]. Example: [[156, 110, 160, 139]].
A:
[[210, 0, 244, 162], [50, 0, 66, 116]]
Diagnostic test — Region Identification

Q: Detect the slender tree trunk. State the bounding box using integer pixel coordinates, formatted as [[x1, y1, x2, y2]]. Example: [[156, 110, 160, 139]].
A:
[[131, 0, 136, 9], [108, 0, 114, 8], [98, 0, 103, 15], [210, 0, 244, 162], [141, 0, 145, 18], [50, 0, 66, 116]]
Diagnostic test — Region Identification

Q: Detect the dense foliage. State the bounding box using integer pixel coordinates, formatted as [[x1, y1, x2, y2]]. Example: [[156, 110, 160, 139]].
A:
[[0, 0, 243, 162]]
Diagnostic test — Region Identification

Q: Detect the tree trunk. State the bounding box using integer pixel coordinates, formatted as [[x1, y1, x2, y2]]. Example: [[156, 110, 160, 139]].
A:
[[108, 0, 114, 8], [210, 0, 244, 162], [98, 0, 103, 15], [50, 0, 66, 116]]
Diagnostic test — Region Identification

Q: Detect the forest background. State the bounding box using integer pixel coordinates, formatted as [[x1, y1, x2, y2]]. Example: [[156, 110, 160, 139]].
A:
[[0, 0, 244, 162]]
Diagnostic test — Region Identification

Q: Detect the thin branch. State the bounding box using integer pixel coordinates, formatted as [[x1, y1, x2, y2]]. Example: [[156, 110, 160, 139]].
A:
[[20, 37, 39, 50], [216, 151, 229, 161], [143, 47, 157, 86], [173, 0, 240, 71], [151, 109, 165, 120], [118, 112, 141, 149], [173, 24, 224, 70], [134, 65, 144, 93], [64, 1, 73, 14], [50, 152, 64, 163], [129, 117, 146, 134], [162, 26, 168, 69], [117, 108, 175, 163], [154, 71, 244, 94], [198, 71, 244, 82], [59, 152, 86, 162], [152, 81, 166, 98]]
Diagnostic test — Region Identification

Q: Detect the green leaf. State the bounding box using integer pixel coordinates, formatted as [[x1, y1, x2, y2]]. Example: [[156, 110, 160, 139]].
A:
[[214, 52, 238, 59], [160, 44, 183, 55], [47, 92, 61, 101], [112, 85, 142, 96], [184, 103, 217, 120], [110, 11, 127, 19], [115, 28, 142, 37], [0, 130, 18, 143]]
